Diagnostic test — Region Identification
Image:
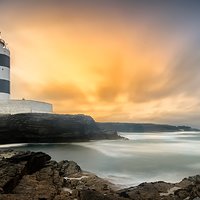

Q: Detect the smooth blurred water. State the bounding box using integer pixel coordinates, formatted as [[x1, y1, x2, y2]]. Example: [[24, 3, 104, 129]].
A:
[[1, 131, 200, 187]]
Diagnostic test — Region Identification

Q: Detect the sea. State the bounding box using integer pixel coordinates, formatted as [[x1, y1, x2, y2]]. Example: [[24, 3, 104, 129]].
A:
[[0, 131, 200, 188]]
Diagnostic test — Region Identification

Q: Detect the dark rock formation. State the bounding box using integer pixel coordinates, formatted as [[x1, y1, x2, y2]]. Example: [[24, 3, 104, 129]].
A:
[[0, 113, 121, 144], [0, 150, 124, 200], [58, 160, 81, 176], [98, 122, 199, 133], [118, 176, 200, 200], [1, 150, 200, 200], [0, 151, 52, 195]]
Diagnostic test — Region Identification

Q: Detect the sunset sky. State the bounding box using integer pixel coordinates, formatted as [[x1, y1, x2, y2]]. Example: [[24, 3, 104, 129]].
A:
[[1, 0, 200, 127]]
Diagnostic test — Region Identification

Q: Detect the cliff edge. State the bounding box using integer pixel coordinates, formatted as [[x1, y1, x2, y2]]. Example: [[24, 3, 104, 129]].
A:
[[0, 113, 120, 144]]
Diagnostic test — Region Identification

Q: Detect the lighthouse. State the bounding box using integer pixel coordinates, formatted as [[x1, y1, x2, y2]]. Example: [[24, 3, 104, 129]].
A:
[[0, 34, 53, 114], [0, 34, 10, 100]]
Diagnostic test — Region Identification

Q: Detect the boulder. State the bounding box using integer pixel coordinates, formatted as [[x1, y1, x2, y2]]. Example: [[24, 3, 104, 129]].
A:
[[58, 160, 82, 176]]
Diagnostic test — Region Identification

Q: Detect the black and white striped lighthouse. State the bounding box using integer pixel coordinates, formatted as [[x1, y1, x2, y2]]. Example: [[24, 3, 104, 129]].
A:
[[0, 34, 10, 100]]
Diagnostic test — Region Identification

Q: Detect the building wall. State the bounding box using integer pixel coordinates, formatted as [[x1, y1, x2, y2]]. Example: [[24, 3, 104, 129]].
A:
[[0, 100, 53, 114]]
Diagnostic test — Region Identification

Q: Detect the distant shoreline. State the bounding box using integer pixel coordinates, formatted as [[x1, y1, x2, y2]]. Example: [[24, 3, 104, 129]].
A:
[[98, 122, 199, 133], [0, 113, 198, 145]]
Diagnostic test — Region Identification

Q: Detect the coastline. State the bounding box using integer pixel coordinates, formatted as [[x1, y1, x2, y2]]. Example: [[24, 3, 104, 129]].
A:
[[0, 113, 122, 145], [0, 150, 200, 200], [0, 113, 197, 145], [1, 132, 199, 190]]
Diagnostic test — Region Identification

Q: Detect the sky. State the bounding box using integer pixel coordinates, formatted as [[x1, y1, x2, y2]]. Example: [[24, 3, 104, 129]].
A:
[[1, 0, 200, 127]]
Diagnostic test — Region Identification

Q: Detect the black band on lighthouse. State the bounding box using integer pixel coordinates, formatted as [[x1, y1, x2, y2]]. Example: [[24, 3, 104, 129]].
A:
[[0, 54, 10, 68], [0, 79, 10, 93]]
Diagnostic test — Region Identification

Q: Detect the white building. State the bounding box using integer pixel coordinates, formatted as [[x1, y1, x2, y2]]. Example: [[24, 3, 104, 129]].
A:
[[0, 34, 53, 114]]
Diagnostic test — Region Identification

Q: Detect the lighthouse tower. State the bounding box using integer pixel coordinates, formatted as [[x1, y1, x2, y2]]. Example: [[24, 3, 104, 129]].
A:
[[0, 33, 53, 114], [0, 34, 10, 100]]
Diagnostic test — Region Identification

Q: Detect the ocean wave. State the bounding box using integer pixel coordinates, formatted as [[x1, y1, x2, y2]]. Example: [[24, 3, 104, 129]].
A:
[[0, 143, 28, 148]]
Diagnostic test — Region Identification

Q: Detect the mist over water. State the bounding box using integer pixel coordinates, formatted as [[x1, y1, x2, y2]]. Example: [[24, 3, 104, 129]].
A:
[[1, 132, 200, 188]]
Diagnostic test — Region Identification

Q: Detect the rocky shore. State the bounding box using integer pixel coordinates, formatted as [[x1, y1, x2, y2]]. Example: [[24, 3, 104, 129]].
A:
[[0, 150, 200, 200], [0, 113, 121, 144]]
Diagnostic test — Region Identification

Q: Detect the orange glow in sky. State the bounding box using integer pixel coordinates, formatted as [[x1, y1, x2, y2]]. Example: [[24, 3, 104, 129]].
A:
[[1, 1, 200, 127]]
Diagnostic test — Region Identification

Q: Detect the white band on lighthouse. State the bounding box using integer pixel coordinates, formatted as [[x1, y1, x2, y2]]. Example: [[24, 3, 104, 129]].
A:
[[0, 66, 10, 81]]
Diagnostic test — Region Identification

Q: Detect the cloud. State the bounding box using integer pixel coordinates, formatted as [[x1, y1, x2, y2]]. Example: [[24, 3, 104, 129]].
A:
[[124, 36, 200, 103], [166, 37, 200, 96], [2, 0, 200, 127], [34, 81, 87, 102], [94, 58, 126, 102]]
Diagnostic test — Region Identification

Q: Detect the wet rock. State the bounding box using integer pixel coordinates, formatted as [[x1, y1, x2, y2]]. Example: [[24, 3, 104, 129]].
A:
[[8, 151, 51, 174], [0, 149, 19, 160], [13, 171, 60, 199], [77, 189, 127, 200], [58, 160, 82, 176], [1, 150, 200, 200], [0, 194, 33, 200], [79, 189, 115, 200], [0, 159, 27, 193], [174, 189, 189, 199]]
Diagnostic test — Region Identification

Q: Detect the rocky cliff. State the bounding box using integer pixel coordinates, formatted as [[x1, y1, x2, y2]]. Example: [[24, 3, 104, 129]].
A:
[[98, 122, 199, 132], [0, 150, 200, 200], [0, 113, 120, 144]]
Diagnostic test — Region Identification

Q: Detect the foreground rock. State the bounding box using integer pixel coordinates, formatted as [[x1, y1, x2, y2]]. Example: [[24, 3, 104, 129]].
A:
[[0, 113, 121, 144], [0, 150, 200, 200], [0, 150, 123, 200]]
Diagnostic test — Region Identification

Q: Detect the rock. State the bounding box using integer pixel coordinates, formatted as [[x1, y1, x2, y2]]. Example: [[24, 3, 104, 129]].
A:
[[13, 167, 61, 199], [117, 176, 200, 200], [8, 151, 51, 174], [79, 189, 117, 200], [1, 150, 200, 200], [0, 113, 122, 144], [0, 159, 27, 193], [0, 194, 33, 200], [58, 160, 82, 176], [0, 149, 18, 160], [25, 152, 51, 174], [174, 189, 189, 199], [0, 151, 51, 194], [0, 151, 63, 200], [119, 183, 162, 200]]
